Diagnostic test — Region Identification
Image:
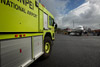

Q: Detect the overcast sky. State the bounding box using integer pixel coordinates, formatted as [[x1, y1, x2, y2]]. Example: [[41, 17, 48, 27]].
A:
[[41, 0, 100, 30]]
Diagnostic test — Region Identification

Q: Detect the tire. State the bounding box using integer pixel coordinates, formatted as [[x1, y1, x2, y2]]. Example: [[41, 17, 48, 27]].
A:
[[79, 32, 82, 36], [97, 33, 100, 36], [42, 36, 52, 58], [97, 34, 99, 36]]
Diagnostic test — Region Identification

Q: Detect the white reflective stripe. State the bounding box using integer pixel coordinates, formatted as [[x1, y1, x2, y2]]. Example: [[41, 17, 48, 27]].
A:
[[21, 60, 34, 67], [35, 52, 44, 60]]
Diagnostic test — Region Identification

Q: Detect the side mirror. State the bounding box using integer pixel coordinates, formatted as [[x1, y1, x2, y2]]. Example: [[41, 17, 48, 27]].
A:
[[52, 21, 55, 26], [55, 23, 57, 30]]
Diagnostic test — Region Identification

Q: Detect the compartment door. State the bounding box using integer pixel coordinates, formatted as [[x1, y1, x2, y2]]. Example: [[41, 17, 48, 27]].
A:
[[33, 36, 43, 59], [0, 37, 32, 67]]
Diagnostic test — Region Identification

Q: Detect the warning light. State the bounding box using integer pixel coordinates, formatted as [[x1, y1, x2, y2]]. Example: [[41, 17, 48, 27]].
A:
[[19, 35, 23, 37], [23, 34, 26, 37], [15, 34, 18, 37]]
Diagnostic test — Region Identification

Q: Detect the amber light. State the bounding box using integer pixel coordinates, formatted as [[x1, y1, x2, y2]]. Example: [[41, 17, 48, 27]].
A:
[[42, 4, 45, 7], [23, 34, 26, 37]]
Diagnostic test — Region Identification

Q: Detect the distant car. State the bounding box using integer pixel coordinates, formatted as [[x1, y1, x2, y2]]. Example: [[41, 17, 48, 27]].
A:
[[70, 30, 81, 36], [70, 32, 76, 36]]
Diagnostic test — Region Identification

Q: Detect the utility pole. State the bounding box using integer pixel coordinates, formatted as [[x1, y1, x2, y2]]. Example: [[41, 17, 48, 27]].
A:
[[73, 20, 74, 29]]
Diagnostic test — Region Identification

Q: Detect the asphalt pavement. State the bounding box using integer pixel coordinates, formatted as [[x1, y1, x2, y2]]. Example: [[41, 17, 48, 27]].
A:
[[29, 34, 100, 67]]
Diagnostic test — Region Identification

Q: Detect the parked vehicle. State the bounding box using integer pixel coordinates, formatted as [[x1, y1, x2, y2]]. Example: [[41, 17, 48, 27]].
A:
[[92, 29, 100, 36], [70, 32, 76, 36], [74, 25, 84, 36]]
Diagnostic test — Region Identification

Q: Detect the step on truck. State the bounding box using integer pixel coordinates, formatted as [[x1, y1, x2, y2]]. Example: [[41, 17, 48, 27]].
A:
[[0, 0, 55, 67]]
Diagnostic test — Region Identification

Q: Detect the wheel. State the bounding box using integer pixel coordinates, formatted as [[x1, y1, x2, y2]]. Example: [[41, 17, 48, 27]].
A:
[[42, 36, 52, 58], [79, 32, 82, 36], [97, 33, 100, 36]]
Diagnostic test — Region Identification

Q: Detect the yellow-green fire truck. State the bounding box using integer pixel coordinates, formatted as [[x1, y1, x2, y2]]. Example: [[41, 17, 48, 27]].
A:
[[0, 0, 55, 67]]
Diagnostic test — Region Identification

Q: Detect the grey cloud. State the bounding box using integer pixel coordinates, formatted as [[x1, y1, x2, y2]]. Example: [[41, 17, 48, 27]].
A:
[[60, 0, 100, 29]]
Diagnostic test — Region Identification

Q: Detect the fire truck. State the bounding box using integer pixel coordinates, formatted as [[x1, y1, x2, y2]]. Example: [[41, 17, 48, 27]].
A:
[[0, 0, 55, 67]]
